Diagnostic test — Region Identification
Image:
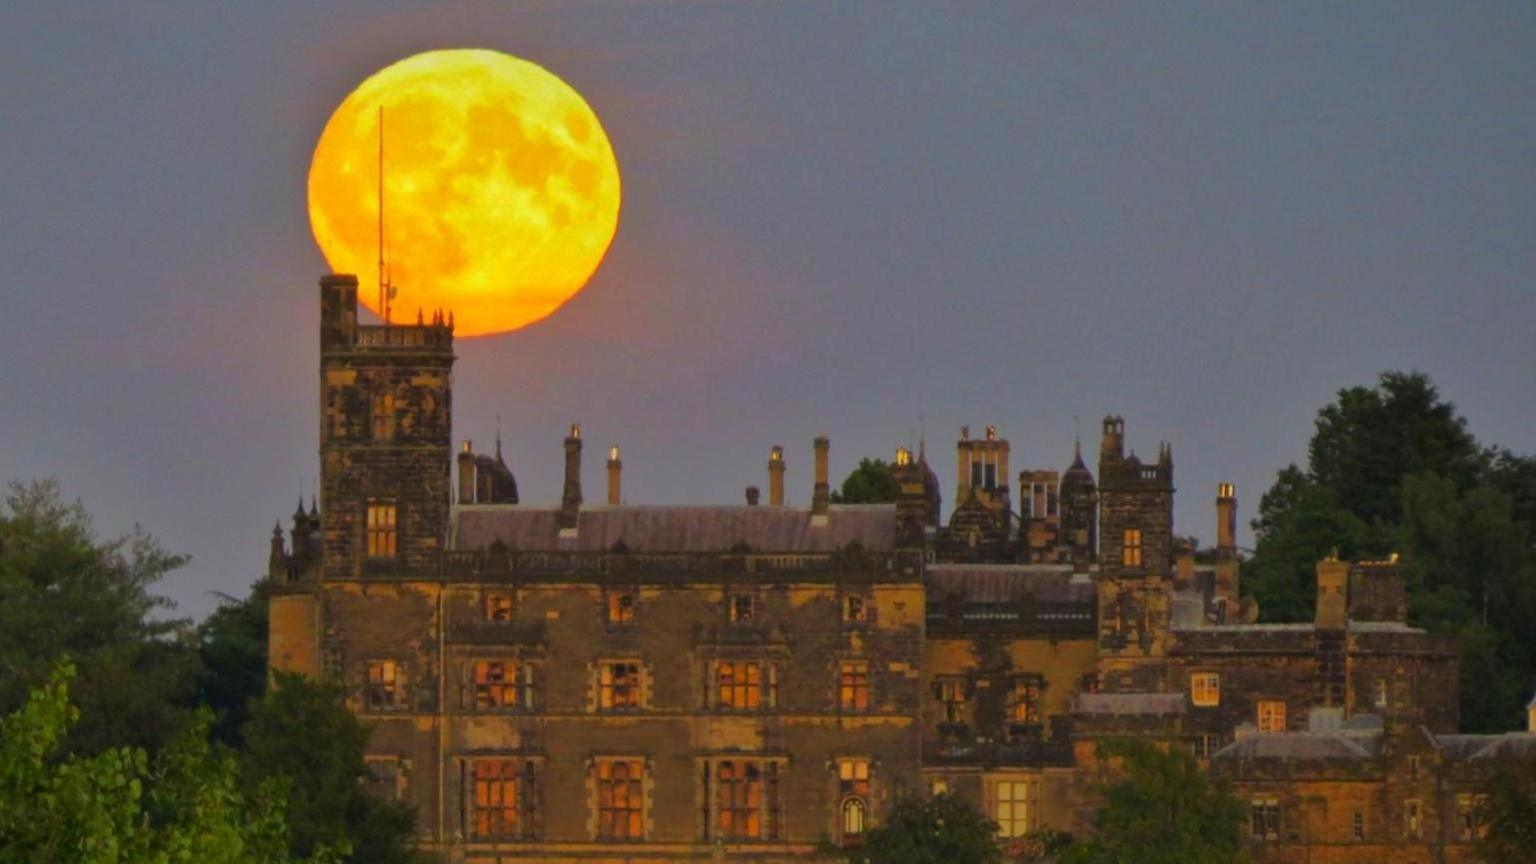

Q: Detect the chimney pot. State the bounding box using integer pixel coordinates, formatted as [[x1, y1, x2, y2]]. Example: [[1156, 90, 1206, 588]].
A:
[[746, 486, 761, 506], [812, 436, 830, 518], [606, 444, 622, 506], [560, 427, 583, 530], [768, 446, 786, 507], [457, 441, 477, 505]]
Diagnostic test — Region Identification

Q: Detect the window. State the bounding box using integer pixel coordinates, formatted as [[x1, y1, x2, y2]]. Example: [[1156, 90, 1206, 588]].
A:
[[371, 392, 395, 441], [728, 594, 755, 623], [367, 660, 399, 709], [599, 662, 642, 711], [840, 661, 870, 712], [365, 755, 404, 801], [717, 661, 767, 711], [839, 759, 870, 844], [1193, 733, 1220, 759], [1122, 528, 1143, 567], [931, 779, 949, 797], [1191, 672, 1221, 707], [1404, 799, 1421, 838], [1009, 677, 1042, 725], [1408, 755, 1420, 779], [608, 593, 635, 623], [994, 780, 1037, 838], [467, 758, 539, 839], [485, 592, 514, 622], [1456, 794, 1484, 840], [471, 660, 535, 710], [366, 502, 398, 558], [1250, 798, 1280, 840], [1375, 678, 1389, 708], [1257, 700, 1286, 733], [707, 760, 780, 840], [937, 679, 967, 724], [1352, 809, 1365, 841], [596, 759, 644, 840], [843, 595, 867, 623]]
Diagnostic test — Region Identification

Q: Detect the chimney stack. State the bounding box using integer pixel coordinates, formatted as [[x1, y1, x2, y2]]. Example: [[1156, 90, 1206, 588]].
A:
[[768, 446, 786, 507], [956, 427, 971, 502], [606, 445, 622, 506], [1315, 553, 1349, 631], [560, 424, 583, 531], [812, 436, 830, 519], [745, 486, 760, 506], [458, 440, 477, 505], [1216, 483, 1237, 551]]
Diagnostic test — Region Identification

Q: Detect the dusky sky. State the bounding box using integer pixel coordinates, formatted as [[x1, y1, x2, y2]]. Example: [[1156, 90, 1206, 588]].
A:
[[2, 2, 1533, 620]]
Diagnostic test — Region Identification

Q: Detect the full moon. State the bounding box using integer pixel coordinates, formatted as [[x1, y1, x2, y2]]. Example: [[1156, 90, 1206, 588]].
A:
[[307, 49, 621, 336]]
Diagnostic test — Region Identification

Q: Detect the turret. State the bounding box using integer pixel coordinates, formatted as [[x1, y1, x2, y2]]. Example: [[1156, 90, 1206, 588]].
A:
[[560, 424, 583, 531]]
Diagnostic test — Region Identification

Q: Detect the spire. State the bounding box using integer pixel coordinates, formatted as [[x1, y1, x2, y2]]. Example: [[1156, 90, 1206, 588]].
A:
[[309, 496, 319, 518], [293, 496, 306, 520]]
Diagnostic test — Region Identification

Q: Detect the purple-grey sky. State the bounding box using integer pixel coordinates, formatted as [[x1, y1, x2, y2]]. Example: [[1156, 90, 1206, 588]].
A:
[[3, 2, 1533, 621]]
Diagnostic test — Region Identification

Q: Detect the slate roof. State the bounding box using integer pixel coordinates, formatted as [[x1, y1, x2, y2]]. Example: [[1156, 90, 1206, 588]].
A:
[[1073, 692, 1188, 716], [452, 504, 896, 553], [1214, 731, 1382, 761], [1436, 733, 1536, 762], [926, 564, 1096, 604]]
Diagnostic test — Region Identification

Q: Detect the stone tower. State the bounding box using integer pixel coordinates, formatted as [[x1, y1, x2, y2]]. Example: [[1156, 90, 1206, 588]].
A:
[[1094, 415, 1175, 689], [1059, 438, 1097, 564], [318, 274, 455, 578]]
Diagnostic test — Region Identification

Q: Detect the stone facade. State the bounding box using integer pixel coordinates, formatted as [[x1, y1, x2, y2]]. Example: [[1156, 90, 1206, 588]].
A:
[[266, 276, 1526, 863]]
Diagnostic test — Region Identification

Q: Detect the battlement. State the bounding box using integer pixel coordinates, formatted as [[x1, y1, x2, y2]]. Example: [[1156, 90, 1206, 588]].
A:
[[349, 322, 453, 353]]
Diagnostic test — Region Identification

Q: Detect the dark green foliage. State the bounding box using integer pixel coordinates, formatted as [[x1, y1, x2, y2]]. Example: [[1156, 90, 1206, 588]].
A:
[[1244, 371, 1536, 732], [836, 792, 1003, 864], [1475, 756, 1536, 864], [197, 586, 270, 746], [832, 458, 900, 504], [241, 673, 417, 864], [0, 479, 200, 756], [1063, 741, 1245, 864]]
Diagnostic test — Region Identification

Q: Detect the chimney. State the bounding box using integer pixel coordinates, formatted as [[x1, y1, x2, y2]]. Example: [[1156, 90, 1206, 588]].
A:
[[745, 486, 760, 506], [812, 436, 830, 519], [319, 273, 359, 351], [768, 446, 786, 507], [1100, 415, 1125, 465], [268, 522, 287, 581], [606, 445, 622, 506], [956, 428, 972, 502], [458, 440, 477, 505], [1315, 553, 1349, 631], [560, 424, 582, 531], [1216, 483, 1236, 551], [1174, 544, 1195, 591]]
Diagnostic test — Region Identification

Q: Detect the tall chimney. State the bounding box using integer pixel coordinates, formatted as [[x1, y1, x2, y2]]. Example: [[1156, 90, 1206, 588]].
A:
[[457, 440, 477, 505], [812, 436, 830, 519], [956, 430, 972, 502], [1315, 554, 1349, 631], [768, 446, 786, 507], [745, 486, 760, 506], [560, 424, 583, 531], [607, 445, 622, 506], [1216, 483, 1236, 551]]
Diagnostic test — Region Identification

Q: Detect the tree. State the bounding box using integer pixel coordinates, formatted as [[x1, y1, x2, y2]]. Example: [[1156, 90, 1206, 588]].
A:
[[197, 585, 270, 746], [0, 479, 200, 756], [832, 458, 900, 504], [0, 664, 334, 864], [835, 792, 1003, 864], [240, 673, 417, 864], [1475, 756, 1536, 864], [1242, 465, 1369, 622], [1063, 741, 1245, 864]]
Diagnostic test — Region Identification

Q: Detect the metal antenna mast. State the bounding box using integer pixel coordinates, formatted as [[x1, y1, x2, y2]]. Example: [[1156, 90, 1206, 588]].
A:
[[377, 106, 389, 324]]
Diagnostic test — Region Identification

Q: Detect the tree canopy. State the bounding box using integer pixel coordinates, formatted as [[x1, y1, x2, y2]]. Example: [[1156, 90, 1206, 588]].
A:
[[1476, 755, 1536, 864], [832, 458, 900, 504], [1243, 371, 1536, 731], [836, 792, 1003, 864], [1063, 741, 1245, 864]]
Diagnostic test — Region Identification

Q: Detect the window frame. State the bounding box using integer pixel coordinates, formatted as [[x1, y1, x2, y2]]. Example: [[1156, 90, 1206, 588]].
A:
[[1257, 699, 1286, 733], [465, 757, 541, 840], [366, 659, 401, 710], [1249, 798, 1280, 841], [598, 660, 644, 712], [705, 759, 781, 841], [728, 594, 756, 623], [993, 779, 1038, 838], [365, 500, 398, 559], [1008, 675, 1043, 725], [595, 758, 646, 841], [469, 659, 536, 711], [936, 678, 967, 724], [1122, 527, 1143, 567], [837, 758, 871, 846], [1190, 672, 1221, 707], [484, 591, 515, 622], [839, 660, 871, 713], [370, 391, 395, 442], [607, 592, 636, 624]]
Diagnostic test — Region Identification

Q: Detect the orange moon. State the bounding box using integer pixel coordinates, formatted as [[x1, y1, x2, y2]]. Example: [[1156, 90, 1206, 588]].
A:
[[307, 49, 621, 336]]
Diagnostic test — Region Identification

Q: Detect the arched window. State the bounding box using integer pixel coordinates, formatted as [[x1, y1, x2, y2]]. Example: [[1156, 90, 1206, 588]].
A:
[[841, 796, 866, 842]]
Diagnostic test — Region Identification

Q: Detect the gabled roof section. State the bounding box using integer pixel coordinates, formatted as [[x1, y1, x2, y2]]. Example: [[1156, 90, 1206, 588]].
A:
[[927, 564, 1095, 604], [1436, 733, 1536, 762], [1073, 692, 1188, 716], [452, 504, 896, 553], [1213, 730, 1382, 761]]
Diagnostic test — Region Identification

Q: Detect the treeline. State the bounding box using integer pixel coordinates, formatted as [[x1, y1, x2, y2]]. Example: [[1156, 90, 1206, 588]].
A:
[[0, 480, 415, 863], [1242, 371, 1536, 732]]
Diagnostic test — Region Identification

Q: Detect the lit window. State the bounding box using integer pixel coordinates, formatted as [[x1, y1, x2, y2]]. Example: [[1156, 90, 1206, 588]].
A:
[[1352, 809, 1365, 841], [1250, 798, 1280, 840], [485, 592, 514, 622], [1456, 794, 1484, 840], [717, 661, 763, 710], [608, 593, 635, 623], [937, 679, 967, 724], [994, 780, 1037, 838], [729, 595, 755, 623], [931, 779, 949, 797], [599, 662, 642, 711], [839, 661, 870, 712], [843, 595, 866, 623], [371, 392, 395, 441], [838, 759, 871, 845], [1257, 700, 1286, 733], [710, 760, 780, 840], [366, 502, 397, 558], [468, 758, 539, 839], [596, 759, 644, 839], [1191, 672, 1221, 707], [367, 660, 399, 709], [1375, 678, 1389, 708], [472, 660, 535, 710], [1009, 677, 1042, 725], [1405, 799, 1421, 838], [1122, 528, 1143, 567]]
